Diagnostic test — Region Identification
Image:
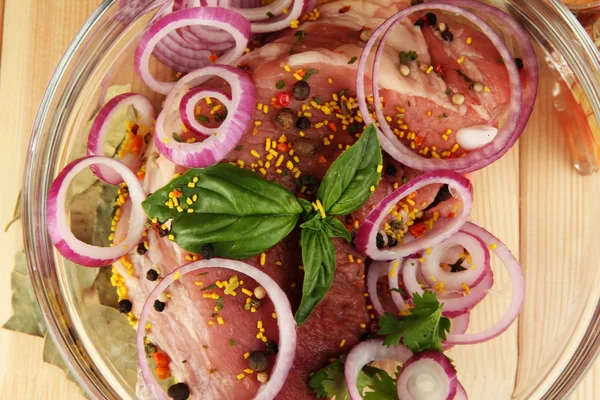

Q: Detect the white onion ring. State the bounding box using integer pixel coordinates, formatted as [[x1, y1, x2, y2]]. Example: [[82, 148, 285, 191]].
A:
[[154, 64, 256, 168], [444, 222, 524, 345], [345, 339, 412, 400], [87, 93, 155, 184], [367, 261, 390, 316], [134, 7, 250, 94], [136, 259, 297, 400], [396, 350, 457, 400], [355, 170, 473, 261], [387, 259, 408, 312], [46, 156, 147, 267]]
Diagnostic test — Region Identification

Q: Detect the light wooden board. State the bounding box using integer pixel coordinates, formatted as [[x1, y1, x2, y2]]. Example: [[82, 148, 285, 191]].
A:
[[0, 0, 598, 399]]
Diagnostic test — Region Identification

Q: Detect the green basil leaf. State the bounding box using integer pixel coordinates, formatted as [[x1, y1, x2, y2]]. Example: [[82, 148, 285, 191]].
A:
[[300, 214, 324, 231], [296, 228, 336, 326], [323, 217, 352, 242], [317, 124, 382, 215], [142, 164, 303, 259]]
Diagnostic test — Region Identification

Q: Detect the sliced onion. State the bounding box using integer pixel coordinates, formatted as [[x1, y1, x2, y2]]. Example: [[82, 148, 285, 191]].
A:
[[234, 0, 292, 21], [179, 88, 232, 137], [87, 93, 155, 185], [367, 261, 390, 316], [454, 382, 469, 400], [154, 64, 256, 167], [356, 2, 538, 174], [134, 7, 250, 94], [345, 339, 412, 400], [397, 350, 457, 400], [46, 156, 147, 267], [444, 222, 524, 345], [356, 170, 473, 261], [136, 259, 296, 400], [246, 0, 306, 34], [442, 313, 470, 351], [403, 259, 493, 318], [421, 231, 490, 291], [388, 259, 408, 312]]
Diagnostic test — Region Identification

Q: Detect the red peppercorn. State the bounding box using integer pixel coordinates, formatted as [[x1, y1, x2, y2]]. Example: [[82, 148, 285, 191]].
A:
[[434, 64, 446, 75], [276, 92, 291, 107]]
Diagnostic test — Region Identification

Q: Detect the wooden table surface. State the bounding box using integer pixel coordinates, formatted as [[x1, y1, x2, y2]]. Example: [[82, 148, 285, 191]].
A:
[[0, 0, 599, 399]]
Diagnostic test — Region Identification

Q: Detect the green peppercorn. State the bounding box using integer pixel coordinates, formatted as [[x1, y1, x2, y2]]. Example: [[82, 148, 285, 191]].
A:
[[292, 80, 311, 101]]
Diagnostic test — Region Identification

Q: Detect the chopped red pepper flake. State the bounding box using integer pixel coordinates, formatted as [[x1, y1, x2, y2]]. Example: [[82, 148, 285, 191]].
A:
[[277, 142, 289, 152], [434, 64, 447, 75], [155, 366, 171, 380], [318, 155, 327, 163], [276, 93, 291, 107], [448, 212, 456, 218], [409, 223, 427, 238], [171, 189, 183, 198], [328, 122, 337, 132], [208, 54, 218, 63], [415, 136, 424, 146], [339, 5, 351, 13], [153, 351, 171, 367]]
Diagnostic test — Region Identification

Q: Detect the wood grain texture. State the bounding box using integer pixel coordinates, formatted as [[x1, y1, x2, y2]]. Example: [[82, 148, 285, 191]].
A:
[[0, 0, 598, 399]]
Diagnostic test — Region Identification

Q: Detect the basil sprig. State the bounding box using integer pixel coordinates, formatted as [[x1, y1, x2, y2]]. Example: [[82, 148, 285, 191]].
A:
[[296, 124, 382, 325], [142, 164, 304, 259]]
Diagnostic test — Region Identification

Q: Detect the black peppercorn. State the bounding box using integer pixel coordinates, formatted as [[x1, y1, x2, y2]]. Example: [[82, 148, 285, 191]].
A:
[[441, 30, 454, 42], [137, 242, 147, 255], [514, 57, 524, 70], [274, 108, 296, 131], [167, 383, 190, 400], [387, 235, 399, 248], [296, 116, 311, 130], [386, 164, 397, 177], [158, 226, 169, 238], [376, 233, 384, 249], [248, 351, 269, 372], [265, 340, 279, 355], [425, 12, 437, 25], [359, 331, 373, 341], [154, 299, 166, 312], [293, 138, 316, 157], [414, 19, 424, 28], [146, 269, 159, 281], [118, 299, 133, 314], [201, 244, 215, 260], [292, 80, 311, 101]]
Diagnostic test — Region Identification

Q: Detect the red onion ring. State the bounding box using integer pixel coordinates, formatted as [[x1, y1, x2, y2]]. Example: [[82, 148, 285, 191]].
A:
[[403, 259, 493, 318], [87, 93, 155, 185], [387, 259, 408, 313], [246, 0, 306, 33], [443, 312, 470, 351], [345, 339, 412, 400], [356, 170, 473, 261], [46, 156, 147, 267], [396, 350, 457, 400], [136, 259, 296, 400], [179, 88, 232, 137], [134, 7, 250, 94], [420, 231, 490, 291], [367, 261, 390, 316], [444, 222, 524, 345], [154, 64, 256, 167], [356, 2, 537, 174], [454, 382, 468, 400]]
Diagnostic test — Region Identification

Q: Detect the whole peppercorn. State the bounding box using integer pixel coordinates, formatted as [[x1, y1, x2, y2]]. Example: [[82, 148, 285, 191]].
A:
[[292, 80, 311, 101], [425, 12, 437, 25], [294, 138, 316, 157], [376, 233, 384, 249], [386, 164, 397, 177], [201, 244, 215, 260], [441, 30, 454, 42], [118, 299, 132, 314], [275, 108, 296, 131], [248, 351, 269, 372], [146, 269, 159, 281], [137, 242, 147, 255], [265, 340, 279, 355], [296, 116, 311, 130], [167, 383, 190, 400], [154, 299, 166, 312]]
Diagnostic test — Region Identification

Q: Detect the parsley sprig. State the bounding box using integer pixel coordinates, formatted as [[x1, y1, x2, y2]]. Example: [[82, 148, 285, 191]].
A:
[[378, 292, 451, 353]]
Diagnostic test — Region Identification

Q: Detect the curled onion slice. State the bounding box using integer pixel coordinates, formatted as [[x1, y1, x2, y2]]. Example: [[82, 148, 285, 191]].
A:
[[356, 170, 473, 261], [136, 259, 296, 400], [154, 64, 256, 168], [345, 339, 412, 400], [87, 93, 155, 185], [444, 222, 524, 345], [443, 313, 470, 351], [248, 0, 306, 33], [421, 231, 490, 291], [356, 2, 537, 174], [403, 259, 493, 318], [397, 350, 457, 400], [179, 88, 232, 136], [134, 7, 250, 94], [367, 261, 390, 316], [46, 156, 147, 267], [454, 382, 469, 400]]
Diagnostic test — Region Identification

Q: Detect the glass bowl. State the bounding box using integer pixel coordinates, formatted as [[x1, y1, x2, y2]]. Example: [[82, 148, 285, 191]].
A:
[[22, 0, 600, 399]]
